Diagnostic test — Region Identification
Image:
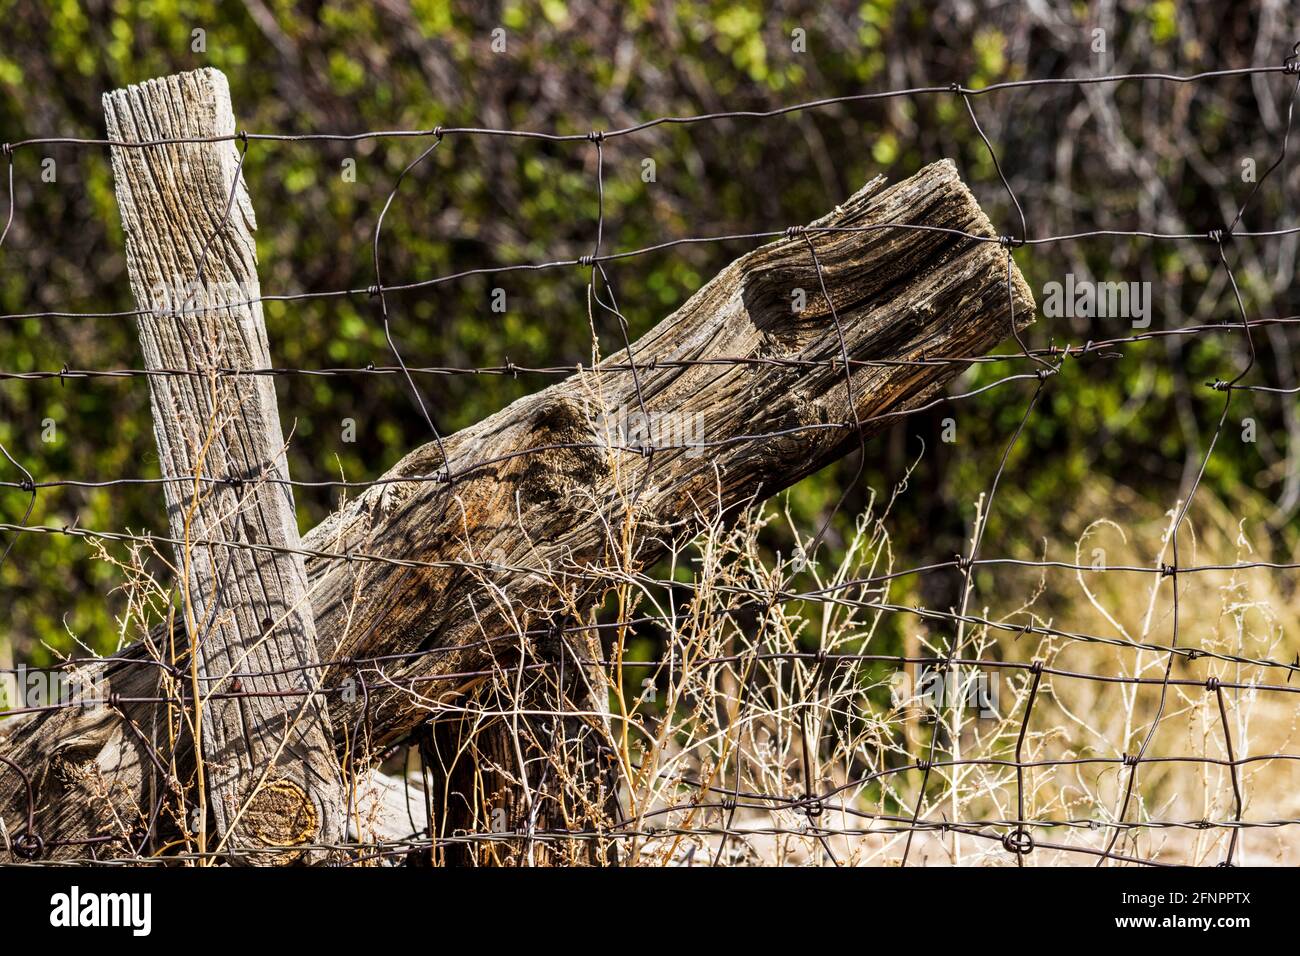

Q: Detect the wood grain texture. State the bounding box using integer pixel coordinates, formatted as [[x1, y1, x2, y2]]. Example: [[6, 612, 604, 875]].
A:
[[1, 157, 1033, 861], [101, 67, 342, 861]]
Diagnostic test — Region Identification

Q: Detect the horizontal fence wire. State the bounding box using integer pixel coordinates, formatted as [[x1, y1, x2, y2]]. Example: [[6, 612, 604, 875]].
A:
[[2, 43, 1300, 866]]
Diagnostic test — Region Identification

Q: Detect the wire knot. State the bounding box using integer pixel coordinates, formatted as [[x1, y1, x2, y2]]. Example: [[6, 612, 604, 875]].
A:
[[366, 284, 381, 298], [586, 130, 605, 142], [1122, 753, 1140, 767], [431, 125, 444, 141], [1284, 43, 1300, 74], [784, 225, 805, 241], [236, 129, 249, 149], [1002, 827, 1034, 855], [578, 254, 594, 266], [1205, 676, 1221, 692], [0, 143, 11, 156], [1207, 228, 1231, 244], [998, 234, 1024, 249], [1208, 378, 1230, 392], [12, 830, 43, 860], [1160, 563, 1177, 578], [18, 478, 34, 493]]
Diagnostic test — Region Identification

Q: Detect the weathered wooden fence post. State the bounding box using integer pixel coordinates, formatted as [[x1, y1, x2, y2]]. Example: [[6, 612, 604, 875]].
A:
[[102, 68, 343, 862]]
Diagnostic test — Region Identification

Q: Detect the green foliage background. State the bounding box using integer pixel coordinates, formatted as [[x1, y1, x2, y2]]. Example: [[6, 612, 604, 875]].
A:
[[1, 1, 1297, 666]]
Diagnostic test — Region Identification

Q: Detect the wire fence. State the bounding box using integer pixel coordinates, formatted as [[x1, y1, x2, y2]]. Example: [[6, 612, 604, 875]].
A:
[[2, 43, 1300, 866]]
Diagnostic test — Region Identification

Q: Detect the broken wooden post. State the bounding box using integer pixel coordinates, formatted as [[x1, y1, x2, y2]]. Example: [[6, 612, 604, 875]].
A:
[[2, 158, 1033, 861], [101, 68, 343, 862]]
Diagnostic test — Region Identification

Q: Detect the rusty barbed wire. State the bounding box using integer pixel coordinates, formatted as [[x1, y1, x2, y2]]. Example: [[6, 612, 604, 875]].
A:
[[1, 48, 1300, 867]]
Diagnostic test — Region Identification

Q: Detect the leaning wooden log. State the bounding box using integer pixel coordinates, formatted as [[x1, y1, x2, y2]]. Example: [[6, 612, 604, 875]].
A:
[[0, 158, 1034, 863]]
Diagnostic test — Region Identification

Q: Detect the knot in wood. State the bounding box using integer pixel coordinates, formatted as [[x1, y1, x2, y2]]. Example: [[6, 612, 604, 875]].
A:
[[241, 778, 320, 863]]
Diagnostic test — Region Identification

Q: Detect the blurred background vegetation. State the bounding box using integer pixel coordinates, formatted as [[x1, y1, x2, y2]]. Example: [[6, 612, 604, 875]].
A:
[[1, 0, 1298, 671]]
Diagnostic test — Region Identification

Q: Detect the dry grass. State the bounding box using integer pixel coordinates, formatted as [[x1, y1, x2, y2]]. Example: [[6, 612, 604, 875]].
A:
[[554, 472, 1300, 867], [14, 442, 1300, 865]]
